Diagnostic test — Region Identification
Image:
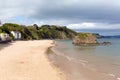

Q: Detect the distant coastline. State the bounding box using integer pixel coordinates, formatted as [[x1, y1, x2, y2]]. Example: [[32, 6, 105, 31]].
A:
[[100, 35, 120, 38]]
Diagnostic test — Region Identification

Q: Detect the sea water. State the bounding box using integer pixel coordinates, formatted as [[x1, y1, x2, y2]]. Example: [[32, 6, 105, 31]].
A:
[[48, 38, 120, 80]]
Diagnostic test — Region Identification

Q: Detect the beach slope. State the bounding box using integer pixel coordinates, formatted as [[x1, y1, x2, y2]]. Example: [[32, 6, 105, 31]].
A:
[[0, 40, 65, 80]]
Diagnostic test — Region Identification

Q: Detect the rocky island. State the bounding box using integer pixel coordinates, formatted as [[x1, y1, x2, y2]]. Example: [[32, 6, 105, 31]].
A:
[[73, 33, 111, 45]]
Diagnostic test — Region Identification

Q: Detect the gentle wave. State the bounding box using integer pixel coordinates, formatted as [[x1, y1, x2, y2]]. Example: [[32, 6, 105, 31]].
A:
[[51, 47, 88, 63], [50, 46, 119, 80]]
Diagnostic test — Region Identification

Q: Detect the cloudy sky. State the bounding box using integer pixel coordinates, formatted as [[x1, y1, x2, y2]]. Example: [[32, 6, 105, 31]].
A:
[[0, 0, 120, 35]]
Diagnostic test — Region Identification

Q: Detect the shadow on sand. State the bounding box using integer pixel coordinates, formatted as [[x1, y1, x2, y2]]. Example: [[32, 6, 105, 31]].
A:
[[0, 42, 13, 50]]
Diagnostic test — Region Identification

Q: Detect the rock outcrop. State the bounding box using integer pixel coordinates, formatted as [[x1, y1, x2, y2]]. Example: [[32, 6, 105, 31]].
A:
[[73, 33, 111, 45], [73, 33, 97, 45]]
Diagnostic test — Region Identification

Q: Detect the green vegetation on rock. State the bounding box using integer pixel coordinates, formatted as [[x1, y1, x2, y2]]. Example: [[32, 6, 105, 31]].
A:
[[0, 23, 77, 40], [0, 23, 100, 43], [77, 33, 89, 40], [73, 33, 97, 45]]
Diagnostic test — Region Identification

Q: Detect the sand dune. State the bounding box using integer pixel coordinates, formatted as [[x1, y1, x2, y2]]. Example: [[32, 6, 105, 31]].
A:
[[0, 40, 66, 80]]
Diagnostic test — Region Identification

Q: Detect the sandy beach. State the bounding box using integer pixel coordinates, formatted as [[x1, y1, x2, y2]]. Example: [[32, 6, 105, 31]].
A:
[[0, 40, 66, 80]]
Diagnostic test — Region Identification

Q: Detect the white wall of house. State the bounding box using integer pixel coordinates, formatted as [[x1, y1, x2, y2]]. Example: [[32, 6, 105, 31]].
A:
[[11, 31, 21, 39], [0, 33, 9, 41]]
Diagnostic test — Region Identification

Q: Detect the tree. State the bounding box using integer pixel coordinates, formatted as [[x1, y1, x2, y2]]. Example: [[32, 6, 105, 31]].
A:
[[0, 29, 2, 33], [33, 24, 39, 30], [1, 27, 10, 34]]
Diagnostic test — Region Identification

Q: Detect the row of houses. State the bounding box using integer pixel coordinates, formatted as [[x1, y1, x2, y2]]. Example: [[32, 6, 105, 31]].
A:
[[0, 31, 21, 42]]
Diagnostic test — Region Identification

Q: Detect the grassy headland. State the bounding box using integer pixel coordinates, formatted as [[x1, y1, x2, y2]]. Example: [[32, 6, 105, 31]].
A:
[[0, 23, 77, 40]]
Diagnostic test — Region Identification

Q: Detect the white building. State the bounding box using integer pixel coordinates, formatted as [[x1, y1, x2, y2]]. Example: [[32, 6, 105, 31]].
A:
[[11, 31, 21, 40], [0, 33, 9, 41]]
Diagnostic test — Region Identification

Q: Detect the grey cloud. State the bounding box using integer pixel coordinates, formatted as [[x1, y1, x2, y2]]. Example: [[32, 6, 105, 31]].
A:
[[0, 0, 120, 23], [0, 0, 120, 25], [29, 0, 120, 24], [0, 0, 120, 35]]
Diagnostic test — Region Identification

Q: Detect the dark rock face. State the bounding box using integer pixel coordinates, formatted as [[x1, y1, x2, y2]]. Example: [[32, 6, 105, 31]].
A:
[[73, 33, 97, 45]]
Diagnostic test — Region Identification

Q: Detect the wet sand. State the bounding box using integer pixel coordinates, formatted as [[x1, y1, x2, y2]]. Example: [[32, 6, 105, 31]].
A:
[[48, 47, 117, 80], [0, 40, 66, 80]]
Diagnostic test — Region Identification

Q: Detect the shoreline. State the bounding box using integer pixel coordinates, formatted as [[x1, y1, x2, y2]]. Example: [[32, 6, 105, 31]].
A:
[[0, 40, 66, 80], [48, 40, 118, 80]]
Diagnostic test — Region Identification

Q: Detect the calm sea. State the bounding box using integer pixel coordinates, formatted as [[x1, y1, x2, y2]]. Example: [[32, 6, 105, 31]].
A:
[[48, 38, 120, 80]]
